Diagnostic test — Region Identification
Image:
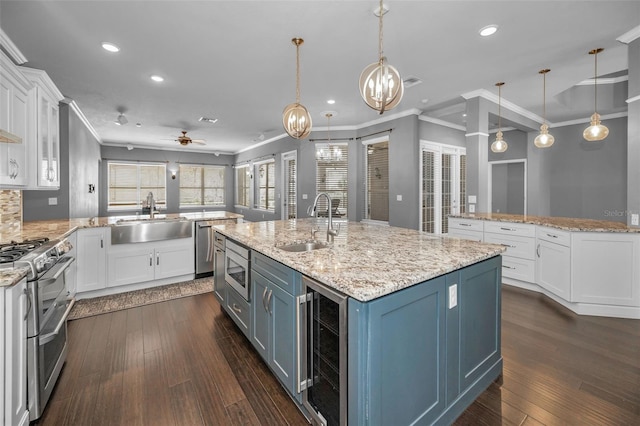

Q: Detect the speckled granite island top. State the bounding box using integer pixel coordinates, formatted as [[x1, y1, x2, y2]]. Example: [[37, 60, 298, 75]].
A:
[[0, 211, 243, 245], [0, 266, 29, 287], [450, 213, 640, 233], [214, 218, 505, 302]]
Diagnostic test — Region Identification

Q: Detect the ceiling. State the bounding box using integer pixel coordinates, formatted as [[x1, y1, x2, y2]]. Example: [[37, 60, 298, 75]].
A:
[[1, 1, 637, 154]]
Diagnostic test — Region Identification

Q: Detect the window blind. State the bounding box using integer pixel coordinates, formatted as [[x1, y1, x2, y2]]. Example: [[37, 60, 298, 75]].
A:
[[235, 165, 251, 207], [108, 162, 166, 210], [285, 156, 297, 219], [364, 140, 388, 222], [255, 160, 275, 210], [179, 164, 225, 207], [315, 143, 348, 217]]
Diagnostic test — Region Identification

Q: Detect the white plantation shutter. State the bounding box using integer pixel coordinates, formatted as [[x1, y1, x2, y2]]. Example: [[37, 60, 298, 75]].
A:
[[422, 150, 436, 233], [235, 165, 251, 207], [255, 159, 275, 210], [315, 143, 348, 217], [179, 164, 225, 206], [365, 140, 389, 222], [108, 162, 166, 210], [286, 156, 297, 219]]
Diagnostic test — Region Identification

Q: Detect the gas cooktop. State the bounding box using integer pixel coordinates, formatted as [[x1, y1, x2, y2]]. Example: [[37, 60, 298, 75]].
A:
[[0, 238, 50, 264]]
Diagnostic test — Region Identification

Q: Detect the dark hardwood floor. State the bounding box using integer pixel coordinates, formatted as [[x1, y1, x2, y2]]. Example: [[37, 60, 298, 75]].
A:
[[38, 285, 640, 425]]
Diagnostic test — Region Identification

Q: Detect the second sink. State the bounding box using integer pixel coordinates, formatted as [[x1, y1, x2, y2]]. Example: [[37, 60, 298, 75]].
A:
[[111, 219, 192, 244], [278, 241, 330, 252]]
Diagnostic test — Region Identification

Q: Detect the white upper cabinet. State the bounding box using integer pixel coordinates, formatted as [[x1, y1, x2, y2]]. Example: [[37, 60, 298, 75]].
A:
[[0, 50, 31, 187], [19, 66, 64, 189]]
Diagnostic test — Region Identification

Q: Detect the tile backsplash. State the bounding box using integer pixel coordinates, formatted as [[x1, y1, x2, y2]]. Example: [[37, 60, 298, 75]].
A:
[[0, 190, 22, 234]]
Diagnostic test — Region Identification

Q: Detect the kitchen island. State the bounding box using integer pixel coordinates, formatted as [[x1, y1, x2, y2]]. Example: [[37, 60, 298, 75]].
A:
[[214, 218, 505, 425]]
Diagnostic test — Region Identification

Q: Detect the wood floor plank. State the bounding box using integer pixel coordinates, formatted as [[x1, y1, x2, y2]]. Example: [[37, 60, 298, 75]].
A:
[[225, 398, 261, 426], [169, 380, 205, 426], [120, 328, 145, 425], [78, 313, 113, 377], [141, 303, 162, 353], [142, 349, 176, 426], [63, 372, 101, 426]]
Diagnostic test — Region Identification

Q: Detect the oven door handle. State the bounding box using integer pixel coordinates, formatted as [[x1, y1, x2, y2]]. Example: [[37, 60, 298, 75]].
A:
[[40, 297, 75, 345], [39, 256, 76, 287]]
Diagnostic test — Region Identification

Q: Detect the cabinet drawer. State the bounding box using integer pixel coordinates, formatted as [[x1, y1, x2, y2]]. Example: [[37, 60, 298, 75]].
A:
[[252, 251, 299, 295], [484, 221, 535, 238], [448, 218, 483, 232], [484, 233, 535, 260], [501, 256, 535, 283], [448, 229, 483, 242], [536, 227, 571, 246], [226, 287, 250, 339]]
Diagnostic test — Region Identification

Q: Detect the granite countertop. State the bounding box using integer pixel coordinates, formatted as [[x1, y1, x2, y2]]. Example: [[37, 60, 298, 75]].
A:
[[0, 211, 243, 245], [450, 213, 640, 233], [214, 218, 505, 302], [0, 266, 29, 287]]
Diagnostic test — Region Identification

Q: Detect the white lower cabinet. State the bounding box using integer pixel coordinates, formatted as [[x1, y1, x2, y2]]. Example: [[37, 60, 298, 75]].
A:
[[448, 218, 484, 242], [3, 278, 29, 426], [75, 228, 108, 293], [107, 237, 194, 287], [536, 237, 571, 300]]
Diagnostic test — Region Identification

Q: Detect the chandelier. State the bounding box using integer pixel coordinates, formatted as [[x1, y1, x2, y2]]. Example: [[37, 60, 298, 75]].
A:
[[283, 38, 312, 139], [491, 82, 507, 153], [534, 69, 555, 148], [358, 0, 404, 114], [583, 48, 609, 141]]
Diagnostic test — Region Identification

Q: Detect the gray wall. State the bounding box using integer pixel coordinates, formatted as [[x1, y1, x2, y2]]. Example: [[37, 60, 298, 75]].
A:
[[547, 116, 627, 222], [23, 103, 101, 221], [99, 145, 234, 217]]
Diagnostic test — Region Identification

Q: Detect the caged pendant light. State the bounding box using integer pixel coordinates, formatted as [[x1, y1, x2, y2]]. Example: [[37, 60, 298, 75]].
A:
[[583, 48, 609, 142], [283, 38, 312, 139], [491, 82, 508, 153], [534, 69, 555, 148], [359, 0, 404, 114]]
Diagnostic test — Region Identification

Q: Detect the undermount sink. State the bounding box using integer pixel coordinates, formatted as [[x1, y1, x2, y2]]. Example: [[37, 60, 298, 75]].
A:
[[111, 219, 192, 244], [278, 241, 330, 252]]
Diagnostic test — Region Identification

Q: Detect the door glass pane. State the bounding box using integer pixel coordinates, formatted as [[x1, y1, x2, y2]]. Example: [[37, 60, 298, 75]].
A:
[[441, 154, 452, 234], [459, 155, 467, 214], [366, 141, 389, 221], [422, 151, 435, 233], [286, 158, 297, 219], [316, 144, 348, 217]]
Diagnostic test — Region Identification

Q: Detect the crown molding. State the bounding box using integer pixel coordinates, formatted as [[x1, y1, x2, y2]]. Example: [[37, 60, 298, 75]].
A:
[[101, 140, 233, 156], [236, 133, 289, 154], [617, 25, 640, 44], [465, 132, 489, 138], [551, 111, 628, 128], [0, 27, 27, 65], [19, 66, 64, 101], [575, 75, 628, 86], [626, 94, 640, 104], [63, 99, 102, 143], [418, 115, 466, 132], [461, 88, 544, 125]]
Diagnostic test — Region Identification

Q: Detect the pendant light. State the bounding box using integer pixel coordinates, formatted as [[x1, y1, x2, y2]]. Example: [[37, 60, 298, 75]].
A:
[[359, 0, 404, 114], [491, 82, 508, 153], [534, 69, 555, 148], [283, 38, 312, 139], [583, 48, 609, 141]]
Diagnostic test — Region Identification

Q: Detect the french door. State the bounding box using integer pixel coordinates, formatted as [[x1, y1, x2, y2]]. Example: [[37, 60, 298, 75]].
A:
[[420, 141, 466, 234], [281, 151, 297, 220]]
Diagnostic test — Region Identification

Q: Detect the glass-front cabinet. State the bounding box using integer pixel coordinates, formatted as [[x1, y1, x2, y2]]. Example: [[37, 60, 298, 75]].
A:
[[20, 67, 64, 189]]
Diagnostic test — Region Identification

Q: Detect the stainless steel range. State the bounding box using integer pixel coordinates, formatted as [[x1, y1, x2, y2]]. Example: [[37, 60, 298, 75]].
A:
[[0, 237, 75, 421]]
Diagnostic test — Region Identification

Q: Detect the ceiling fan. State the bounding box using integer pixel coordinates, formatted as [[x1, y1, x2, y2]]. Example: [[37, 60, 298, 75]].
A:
[[174, 131, 206, 146]]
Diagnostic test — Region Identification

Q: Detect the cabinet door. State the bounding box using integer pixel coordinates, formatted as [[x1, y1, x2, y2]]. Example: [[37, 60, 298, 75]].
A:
[[268, 282, 297, 395], [154, 240, 194, 279], [107, 248, 154, 287], [536, 239, 571, 300], [4, 279, 29, 426], [76, 228, 107, 293], [9, 87, 28, 186], [251, 272, 270, 360], [213, 245, 226, 304]]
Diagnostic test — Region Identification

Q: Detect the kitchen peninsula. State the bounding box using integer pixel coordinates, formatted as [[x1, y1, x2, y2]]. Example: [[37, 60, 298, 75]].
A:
[[449, 213, 640, 319], [214, 218, 505, 425]]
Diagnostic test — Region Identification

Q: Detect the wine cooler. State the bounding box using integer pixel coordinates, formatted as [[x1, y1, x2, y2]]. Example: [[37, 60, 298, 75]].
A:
[[297, 276, 348, 425]]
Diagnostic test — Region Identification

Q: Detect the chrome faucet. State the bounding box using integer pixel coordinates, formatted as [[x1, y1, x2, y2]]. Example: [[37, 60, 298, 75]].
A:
[[310, 192, 339, 242], [145, 192, 156, 218]]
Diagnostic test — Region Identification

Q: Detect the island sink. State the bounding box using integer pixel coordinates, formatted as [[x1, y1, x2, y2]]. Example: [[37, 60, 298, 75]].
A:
[[278, 240, 330, 252]]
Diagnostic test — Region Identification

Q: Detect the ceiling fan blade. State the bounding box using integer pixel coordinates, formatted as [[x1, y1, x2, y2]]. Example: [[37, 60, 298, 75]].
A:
[[192, 140, 206, 145]]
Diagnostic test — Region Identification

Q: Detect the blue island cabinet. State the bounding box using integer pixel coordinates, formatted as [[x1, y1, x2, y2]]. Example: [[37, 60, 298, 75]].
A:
[[348, 255, 502, 425]]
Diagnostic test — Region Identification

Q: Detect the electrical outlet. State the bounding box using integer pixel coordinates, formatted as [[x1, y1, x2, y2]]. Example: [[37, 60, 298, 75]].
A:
[[48, 197, 57, 206], [468, 195, 477, 203], [469, 204, 475, 213], [397, 194, 402, 201], [449, 284, 458, 309], [632, 214, 639, 226], [302, 194, 308, 200]]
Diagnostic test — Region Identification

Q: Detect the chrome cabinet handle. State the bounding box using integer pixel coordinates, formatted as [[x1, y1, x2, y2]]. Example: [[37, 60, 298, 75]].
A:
[[536, 244, 541, 257], [460, 223, 472, 227], [262, 286, 269, 313], [296, 294, 303, 394], [149, 253, 153, 266], [100, 236, 104, 248], [24, 287, 32, 321], [40, 298, 75, 345], [502, 265, 515, 270], [500, 227, 516, 232], [156, 252, 160, 266], [547, 233, 558, 239], [267, 289, 273, 314], [231, 303, 242, 314]]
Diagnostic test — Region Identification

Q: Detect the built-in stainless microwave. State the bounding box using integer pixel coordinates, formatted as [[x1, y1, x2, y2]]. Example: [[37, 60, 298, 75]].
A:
[[224, 239, 250, 301]]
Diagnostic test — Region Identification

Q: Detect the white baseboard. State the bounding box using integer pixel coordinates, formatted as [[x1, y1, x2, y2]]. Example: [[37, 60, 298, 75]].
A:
[[75, 273, 199, 300]]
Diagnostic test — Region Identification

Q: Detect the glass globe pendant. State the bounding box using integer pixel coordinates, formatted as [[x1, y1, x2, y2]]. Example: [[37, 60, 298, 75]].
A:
[[534, 69, 555, 148], [283, 38, 312, 139], [359, 0, 404, 114], [491, 82, 508, 153], [583, 48, 608, 142]]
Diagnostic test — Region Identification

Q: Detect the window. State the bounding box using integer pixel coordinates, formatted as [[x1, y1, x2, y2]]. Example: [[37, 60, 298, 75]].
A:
[[420, 142, 466, 234], [235, 165, 251, 208], [315, 143, 348, 217], [108, 162, 166, 210], [361, 138, 388, 223], [255, 159, 275, 210], [179, 164, 225, 207]]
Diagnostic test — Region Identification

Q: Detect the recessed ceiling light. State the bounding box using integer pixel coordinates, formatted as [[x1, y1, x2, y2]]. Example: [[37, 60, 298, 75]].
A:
[[327, 99, 336, 105], [101, 42, 120, 53], [150, 75, 164, 83], [136, 123, 142, 128], [462, 113, 467, 117], [479, 25, 498, 37]]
